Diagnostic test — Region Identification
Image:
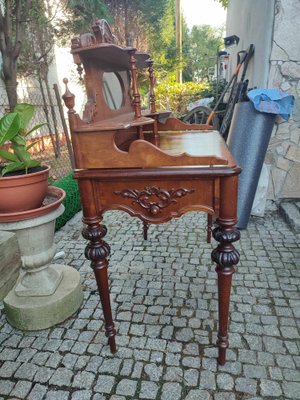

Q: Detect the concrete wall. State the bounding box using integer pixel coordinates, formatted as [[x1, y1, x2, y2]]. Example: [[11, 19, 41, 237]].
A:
[[226, 0, 300, 201], [226, 0, 275, 88]]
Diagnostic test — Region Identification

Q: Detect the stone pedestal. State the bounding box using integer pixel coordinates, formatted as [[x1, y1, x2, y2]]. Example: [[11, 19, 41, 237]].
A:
[[1, 205, 83, 330], [0, 231, 21, 300]]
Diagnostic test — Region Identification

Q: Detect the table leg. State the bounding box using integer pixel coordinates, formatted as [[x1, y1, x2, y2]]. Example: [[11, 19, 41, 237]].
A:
[[143, 222, 149, 240], [211, 176, 240, 365], [207, 214, 213, 243], [82, 215, 116, 353]]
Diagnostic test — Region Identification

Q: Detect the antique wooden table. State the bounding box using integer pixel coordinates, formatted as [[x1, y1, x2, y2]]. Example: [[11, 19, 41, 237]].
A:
[[63, 19, 241, 365]]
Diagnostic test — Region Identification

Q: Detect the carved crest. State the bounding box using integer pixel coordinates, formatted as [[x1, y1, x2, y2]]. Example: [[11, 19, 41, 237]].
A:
[[114, 186, 195, 215], [92, 19, 117, 44]]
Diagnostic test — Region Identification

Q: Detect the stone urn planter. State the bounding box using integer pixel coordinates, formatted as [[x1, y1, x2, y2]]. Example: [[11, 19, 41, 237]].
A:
[[0, 187, 83, 330]]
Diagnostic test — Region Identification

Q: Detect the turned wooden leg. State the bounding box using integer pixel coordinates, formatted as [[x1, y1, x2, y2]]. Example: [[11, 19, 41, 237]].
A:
[[143, 222, 149, 240], [207, 213, 213, 244], [211, 176, 240, 365], [82, 216, 116, 353]]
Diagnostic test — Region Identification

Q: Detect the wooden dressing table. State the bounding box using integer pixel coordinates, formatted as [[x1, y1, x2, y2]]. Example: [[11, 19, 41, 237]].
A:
[[63, 19, 241, 365]]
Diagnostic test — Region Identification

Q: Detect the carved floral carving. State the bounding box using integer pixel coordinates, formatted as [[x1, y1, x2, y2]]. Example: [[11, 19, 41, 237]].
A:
[[211, 226, 240, 269], [114, 186, 195, 215], [82, 222, 110, 268]]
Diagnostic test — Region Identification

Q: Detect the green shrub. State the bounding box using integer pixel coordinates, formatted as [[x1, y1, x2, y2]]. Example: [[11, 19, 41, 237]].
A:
[[155, 78, 209, 117], [154, 78, 227, 117]]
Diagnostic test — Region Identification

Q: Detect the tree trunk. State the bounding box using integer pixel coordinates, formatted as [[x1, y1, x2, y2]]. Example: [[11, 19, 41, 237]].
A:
[[0, 0, 32, 110], [124, 0, 130, 46], [2, 56, 18, 110]]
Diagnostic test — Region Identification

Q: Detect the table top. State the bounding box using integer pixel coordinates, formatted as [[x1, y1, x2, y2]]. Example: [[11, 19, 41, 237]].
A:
[[155, 130, 236, 166]]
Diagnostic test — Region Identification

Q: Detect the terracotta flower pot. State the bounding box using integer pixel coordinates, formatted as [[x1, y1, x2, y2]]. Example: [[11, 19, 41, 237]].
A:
[[0, 166, 50, 213]]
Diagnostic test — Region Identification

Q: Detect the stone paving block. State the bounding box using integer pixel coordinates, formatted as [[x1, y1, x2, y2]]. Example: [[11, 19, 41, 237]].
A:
[[0, 379, 14, 395], [49, 367, 73, 387], [214, 393, 236, 400], [182, 356, 201, 369], [94, 375, 115, 394], [185, 389, 211, 400], [100, 358, 122, 374], [217, 373, 234, 390], [0, 361, 20, 378], [139, 381, 159, 399], [10, 380, 32, 398], [163, 366, 183, 382], [260, 379, 282, 397], [199, 370, 216, 390], [235, 377, 257, 395], [131, 361, 144, 379], [243, 364, 267, 379], [34, 367, 54, 383], [115, 379, 137, 397], [71, 390, 93, 400], [15, 362, 38, 380], [93, 394, 106, 400], [28, 384, 48, 400], [72, 371, 95, 389], [144, 363, 163, 382], [161, 382, 182, 400], [45, 390, 69, 400], [184, 368, 199, 387]]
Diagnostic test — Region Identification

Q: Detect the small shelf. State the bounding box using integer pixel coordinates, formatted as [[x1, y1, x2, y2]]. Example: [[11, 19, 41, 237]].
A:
[[73, 43, 150, 70], [75, 113, 155, 132]]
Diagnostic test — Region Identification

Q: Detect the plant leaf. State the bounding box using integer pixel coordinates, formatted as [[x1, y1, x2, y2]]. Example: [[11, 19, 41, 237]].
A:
[[26, 140, 40, 150], [26, 160, 40, 168], [0, 149, 18, 162], [26, 123, 47, 136], [1, 161, 25, 176], [0, 113, 21, 145], [12, 144, 31, 163], [14, 103, 35, 130], [11, 134, 26, 146]]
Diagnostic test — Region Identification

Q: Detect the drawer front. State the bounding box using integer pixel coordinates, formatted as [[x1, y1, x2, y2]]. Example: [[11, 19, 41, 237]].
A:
[[93, 177, 219, 223]]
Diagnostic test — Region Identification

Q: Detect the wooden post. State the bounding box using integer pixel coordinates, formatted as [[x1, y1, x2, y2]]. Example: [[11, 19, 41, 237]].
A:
[[53, 83, 75, 169], [175, 0, 182, 84]]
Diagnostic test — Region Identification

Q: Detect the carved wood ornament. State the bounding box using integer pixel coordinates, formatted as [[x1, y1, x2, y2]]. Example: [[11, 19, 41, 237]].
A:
[[114, 186, 195, 215]]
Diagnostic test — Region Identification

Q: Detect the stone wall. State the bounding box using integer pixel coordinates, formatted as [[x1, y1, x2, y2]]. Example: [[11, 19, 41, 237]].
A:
[[267, 0, 300, 199]]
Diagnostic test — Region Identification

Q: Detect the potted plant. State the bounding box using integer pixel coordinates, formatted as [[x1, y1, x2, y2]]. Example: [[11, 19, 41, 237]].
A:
[[0, 104, 83, 330], [0, 103, 50, 213]]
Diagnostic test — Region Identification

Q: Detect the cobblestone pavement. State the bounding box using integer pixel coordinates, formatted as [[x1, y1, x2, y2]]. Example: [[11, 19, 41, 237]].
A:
[[0, 210, 299, 400]]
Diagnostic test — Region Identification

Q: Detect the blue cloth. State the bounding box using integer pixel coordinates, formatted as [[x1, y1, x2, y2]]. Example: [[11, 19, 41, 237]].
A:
[[247, 89, 294, 120]]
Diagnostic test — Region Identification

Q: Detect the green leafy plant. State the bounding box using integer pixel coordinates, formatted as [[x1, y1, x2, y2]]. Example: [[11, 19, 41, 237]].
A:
[[155, 78, 209, 116], [0, 103, 45, 176]]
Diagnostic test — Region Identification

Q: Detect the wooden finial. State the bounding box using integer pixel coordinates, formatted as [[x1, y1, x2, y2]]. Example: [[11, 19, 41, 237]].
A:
[[62, 78, 75, 113], [147, 58, 157, 114], [76, 63, 83, 80], [129, 50, 142, 119]]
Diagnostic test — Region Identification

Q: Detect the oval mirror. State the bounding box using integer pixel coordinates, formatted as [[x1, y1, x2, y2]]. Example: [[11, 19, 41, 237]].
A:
[[102, 72, 123, 110]]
